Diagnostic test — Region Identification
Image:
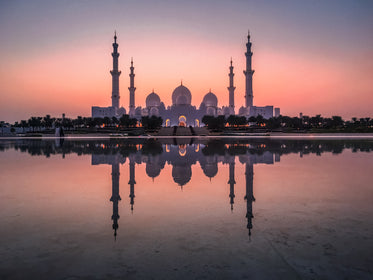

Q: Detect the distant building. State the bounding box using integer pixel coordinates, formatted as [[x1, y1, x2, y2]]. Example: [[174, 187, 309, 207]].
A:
[[92, 31, 280, 123], [274, 108, 281, 117]]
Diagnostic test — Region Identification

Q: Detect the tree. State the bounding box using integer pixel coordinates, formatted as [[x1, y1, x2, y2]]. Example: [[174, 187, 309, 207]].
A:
[[227, 115, 236, 126], [331, 116, 344, 128], [128, 117, 137, 127], [95, 117, 104, 127], [256, 115, 264, 126], [202, 115, 214, 127], [103, 117, 112, 127], [20, 120, 28, 132], [43, 115, 53, 129], [141, 116, 163, 130], [73, 116, 84, 128], [112, 117, 119, 126], [265, 117, 281, 129], [120, 114, 130, 127], [62, 118, 73, 129], [202, 115, 225, 131], [28, 117, 42, 132], [310, 115, 323, 128], [248, 116, 257, 124], [227, 115, 247, 127]]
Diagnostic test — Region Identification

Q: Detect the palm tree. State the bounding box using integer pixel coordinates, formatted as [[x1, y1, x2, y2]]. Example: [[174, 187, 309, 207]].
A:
[[28, 117, 42, 132], [20, 120, 28, 133], [43, 115, 53, 129]]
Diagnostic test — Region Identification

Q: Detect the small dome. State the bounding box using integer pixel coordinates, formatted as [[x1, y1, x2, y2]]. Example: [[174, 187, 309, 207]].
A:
[[202, 91, 218, 107], [172, 165, 192, 186], [146, 162, 161, 178], [172, 84, 192, 105], [135, 106, 142, 116], [238, 106, 248, 116], [146, 92, 161, 107], [202, 162, 218, 178], [222, 107, 231, 116]]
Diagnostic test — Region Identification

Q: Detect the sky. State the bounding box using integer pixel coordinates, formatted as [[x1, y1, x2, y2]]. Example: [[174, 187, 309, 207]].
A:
[[0, 0, 372, 122]]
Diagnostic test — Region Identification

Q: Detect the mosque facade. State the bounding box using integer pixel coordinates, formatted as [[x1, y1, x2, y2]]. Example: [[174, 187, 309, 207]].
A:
[[92, 32, 280, 125]]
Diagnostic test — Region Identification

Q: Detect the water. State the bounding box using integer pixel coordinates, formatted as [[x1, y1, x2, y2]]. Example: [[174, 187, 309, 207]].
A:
[[0, 137, 372, 280]]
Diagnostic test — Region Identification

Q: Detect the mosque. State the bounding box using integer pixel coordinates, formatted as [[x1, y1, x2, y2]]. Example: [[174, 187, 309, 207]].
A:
[[92, 31, 280, 125]]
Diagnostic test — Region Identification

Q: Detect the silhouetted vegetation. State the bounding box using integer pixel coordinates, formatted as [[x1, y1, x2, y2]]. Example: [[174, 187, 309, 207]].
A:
[[201, 114, 373, 133], [141, 116, 163, 131], [202, 115, 226, 131], [1, 114, 372, 135]]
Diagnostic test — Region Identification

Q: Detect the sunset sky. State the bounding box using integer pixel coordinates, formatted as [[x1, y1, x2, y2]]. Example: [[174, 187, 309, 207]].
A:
[[0, 0, 372, 122]]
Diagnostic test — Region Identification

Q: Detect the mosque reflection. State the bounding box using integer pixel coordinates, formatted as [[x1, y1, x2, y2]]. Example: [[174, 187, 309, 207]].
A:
[[91, 139, 274, 238], [2, 138, 373, 239]]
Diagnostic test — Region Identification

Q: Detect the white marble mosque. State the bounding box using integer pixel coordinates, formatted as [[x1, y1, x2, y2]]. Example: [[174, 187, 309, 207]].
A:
[[92, 31, 280, 126]]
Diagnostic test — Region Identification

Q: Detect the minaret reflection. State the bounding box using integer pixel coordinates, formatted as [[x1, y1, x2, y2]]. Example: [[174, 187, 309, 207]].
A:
[[128, 158, 136, 212], [91, 152, 126, 239], [244, 163, 255, 236], [110, 163, 121, 240], [228, 162, 236, 211]]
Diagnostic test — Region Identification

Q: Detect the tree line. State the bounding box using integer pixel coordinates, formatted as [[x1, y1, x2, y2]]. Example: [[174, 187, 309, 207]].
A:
[[1, 114, 372, 133], [1, 115, 163, 132], [202, 114, 373, 132]]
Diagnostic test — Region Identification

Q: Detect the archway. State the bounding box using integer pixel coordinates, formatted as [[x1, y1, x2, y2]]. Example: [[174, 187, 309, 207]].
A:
[[179, 115, 187, 127], [179, 144, 187, 156], [195, 119, 200, 127]]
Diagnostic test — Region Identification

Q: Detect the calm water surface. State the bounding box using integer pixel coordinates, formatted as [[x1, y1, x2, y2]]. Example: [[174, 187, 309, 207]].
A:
[[0, 137, 372, 280]]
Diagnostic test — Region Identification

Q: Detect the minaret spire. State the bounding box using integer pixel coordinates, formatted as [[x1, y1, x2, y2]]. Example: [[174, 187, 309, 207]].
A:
[[243, 31, 254, 108], [228, 58, 236, 114], [111, 32, 121, 110], [128, 58, 136, 117]]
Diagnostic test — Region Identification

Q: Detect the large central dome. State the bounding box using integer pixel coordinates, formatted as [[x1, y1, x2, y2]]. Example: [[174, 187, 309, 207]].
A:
[[172, 84, 192, 106]]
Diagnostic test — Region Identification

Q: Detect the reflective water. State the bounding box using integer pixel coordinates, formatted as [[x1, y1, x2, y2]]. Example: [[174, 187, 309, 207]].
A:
[[0, 137, 372, 280]]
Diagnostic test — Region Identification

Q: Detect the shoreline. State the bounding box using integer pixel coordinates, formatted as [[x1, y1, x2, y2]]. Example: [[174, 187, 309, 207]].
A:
[[1, 132, 373, 140]]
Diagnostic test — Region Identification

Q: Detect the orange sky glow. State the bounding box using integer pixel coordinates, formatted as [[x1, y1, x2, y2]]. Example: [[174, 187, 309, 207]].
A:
[[0, 0, 372, 122]]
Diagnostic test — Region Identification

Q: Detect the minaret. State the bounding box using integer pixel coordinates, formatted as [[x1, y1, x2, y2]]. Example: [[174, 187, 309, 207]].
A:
[[243, 31, 254, 108], [228, 58, 236, 114], [244, 163, 255, 236], [228, 161, 236, 211], [110, 163, 121, 239], [128, 159, 136, 212], [128, 58, 136, 117], [111, 31, 121, 109]]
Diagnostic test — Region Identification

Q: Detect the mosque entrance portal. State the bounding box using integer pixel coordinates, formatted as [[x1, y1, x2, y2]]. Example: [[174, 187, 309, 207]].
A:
[[179, 116, 187, 127]]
